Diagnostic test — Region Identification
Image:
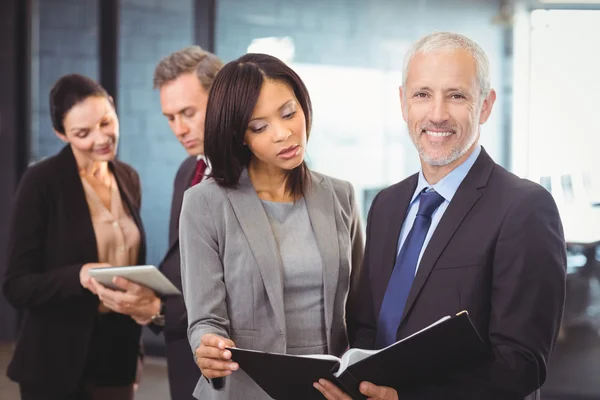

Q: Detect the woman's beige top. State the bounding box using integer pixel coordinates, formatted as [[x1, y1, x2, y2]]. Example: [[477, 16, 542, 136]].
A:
[[81, 174, 140, 267]]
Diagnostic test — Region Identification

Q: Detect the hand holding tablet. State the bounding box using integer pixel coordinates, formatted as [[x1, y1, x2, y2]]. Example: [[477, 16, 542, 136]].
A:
[[88, 265, 181, 296]]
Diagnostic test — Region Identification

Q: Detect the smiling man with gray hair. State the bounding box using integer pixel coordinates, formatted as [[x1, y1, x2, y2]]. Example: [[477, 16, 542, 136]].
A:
[[315, 32, 566, 400]]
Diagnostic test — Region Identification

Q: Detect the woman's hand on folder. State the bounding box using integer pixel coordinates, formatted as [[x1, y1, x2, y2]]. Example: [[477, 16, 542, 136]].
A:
[[195, 333, 239, 379], [314, 379, 398, 400]]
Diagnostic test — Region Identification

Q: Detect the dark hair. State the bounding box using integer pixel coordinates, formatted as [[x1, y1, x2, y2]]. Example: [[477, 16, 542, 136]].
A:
[[204, 53, 313, 197], [49, 73, 112, 134]]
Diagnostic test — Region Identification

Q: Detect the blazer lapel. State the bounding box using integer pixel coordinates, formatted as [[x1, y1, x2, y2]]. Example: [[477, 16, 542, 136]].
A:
[[399, 149, 495, 327], [226, 170, 287, 335], [304, 173, 339, 347]]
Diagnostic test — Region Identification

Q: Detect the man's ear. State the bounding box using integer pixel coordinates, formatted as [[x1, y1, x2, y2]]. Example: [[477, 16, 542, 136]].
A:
[[478, 89, 496, 125]]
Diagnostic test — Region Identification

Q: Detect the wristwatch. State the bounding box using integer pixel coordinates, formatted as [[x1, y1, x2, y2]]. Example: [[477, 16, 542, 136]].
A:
[[151, 298, 166, 327]]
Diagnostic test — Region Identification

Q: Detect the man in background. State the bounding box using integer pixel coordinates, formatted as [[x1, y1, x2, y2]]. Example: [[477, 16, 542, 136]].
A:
[[152, 46, 223, 400]]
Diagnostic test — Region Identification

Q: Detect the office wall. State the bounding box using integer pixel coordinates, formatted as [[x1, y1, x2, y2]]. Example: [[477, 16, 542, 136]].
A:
[[117, 0, 194, 267], [31, 0, 99, 161], [215, 0, 507, 218]]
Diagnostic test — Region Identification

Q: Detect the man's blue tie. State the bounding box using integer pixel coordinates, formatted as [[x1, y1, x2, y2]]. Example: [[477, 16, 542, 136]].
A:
[[375, 189, 445, 348]]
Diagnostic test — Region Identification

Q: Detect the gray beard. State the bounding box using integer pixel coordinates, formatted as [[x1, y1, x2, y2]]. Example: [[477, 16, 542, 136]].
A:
[[413, 130, 479, 167]]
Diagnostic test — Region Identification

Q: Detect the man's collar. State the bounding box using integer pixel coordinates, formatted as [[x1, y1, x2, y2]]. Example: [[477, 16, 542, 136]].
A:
[[411, 145, 482, 203]]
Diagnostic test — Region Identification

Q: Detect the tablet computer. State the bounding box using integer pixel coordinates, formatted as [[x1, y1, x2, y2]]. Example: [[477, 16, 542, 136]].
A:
[[88, 265, 181, 296]]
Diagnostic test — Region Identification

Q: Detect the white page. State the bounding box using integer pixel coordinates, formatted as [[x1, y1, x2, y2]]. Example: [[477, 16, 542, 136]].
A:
[[334, 315, 452, 376]]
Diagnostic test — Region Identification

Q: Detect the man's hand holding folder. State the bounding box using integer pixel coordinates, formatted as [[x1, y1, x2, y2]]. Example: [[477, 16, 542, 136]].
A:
[[314, 379, 398, 400]]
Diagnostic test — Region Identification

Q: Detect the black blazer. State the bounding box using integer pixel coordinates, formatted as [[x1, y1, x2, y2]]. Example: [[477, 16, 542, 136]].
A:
[[158, 156, 196, 342], [352, 148, 566, 400], [3, 145, 146, 391]]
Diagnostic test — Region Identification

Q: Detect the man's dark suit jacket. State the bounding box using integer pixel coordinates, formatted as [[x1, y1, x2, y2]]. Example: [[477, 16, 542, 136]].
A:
[[2, 145, 146, 392], [159, 156, 196, 341], [157, 156, 201, 399], [351, 148, 566, 400]]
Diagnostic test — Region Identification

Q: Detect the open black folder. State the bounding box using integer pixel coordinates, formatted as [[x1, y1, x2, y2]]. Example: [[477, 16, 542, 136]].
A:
[[228, 311, 488, 400]]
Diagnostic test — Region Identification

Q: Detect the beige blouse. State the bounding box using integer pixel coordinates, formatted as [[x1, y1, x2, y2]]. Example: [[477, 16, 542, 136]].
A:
[[81, 175, 140, 267]]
